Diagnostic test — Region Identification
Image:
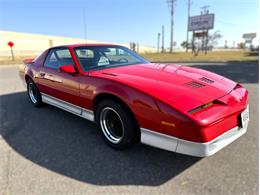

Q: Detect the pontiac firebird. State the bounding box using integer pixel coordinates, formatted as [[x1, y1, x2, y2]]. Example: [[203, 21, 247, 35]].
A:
[[19, 44, 249, 157]]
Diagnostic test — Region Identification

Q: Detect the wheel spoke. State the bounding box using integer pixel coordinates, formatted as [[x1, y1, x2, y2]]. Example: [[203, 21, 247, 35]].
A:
[[28, 83, 37, 104], [100, 107, 124, 144]]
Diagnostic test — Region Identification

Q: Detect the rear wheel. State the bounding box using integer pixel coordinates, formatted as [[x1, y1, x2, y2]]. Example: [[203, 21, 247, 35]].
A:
[[27, 79, 42, 107], [96, 99, 138, 149]]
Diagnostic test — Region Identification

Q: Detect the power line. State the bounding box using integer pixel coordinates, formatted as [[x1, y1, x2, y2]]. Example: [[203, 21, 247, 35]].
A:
[[215, 18, 255, 29]]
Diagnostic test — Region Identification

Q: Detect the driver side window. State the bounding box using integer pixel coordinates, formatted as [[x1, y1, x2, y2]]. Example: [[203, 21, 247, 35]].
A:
[[44, 48, 73, 69]]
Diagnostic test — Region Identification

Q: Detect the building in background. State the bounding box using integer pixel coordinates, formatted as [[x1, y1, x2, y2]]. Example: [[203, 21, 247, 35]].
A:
[[0, 31, 157, 57]]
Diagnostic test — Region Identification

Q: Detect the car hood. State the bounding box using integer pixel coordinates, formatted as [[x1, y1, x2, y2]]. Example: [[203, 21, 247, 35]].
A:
[[91, 63, 237, 112]]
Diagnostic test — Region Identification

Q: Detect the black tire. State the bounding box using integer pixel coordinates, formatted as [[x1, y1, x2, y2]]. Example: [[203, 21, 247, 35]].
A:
[[27, 79, 42, 107], [96, 99, 138, 149]]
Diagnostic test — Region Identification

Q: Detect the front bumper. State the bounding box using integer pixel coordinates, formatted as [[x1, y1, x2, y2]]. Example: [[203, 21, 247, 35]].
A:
[[176, 122, 248, 157], [140, 121, 248, 157]]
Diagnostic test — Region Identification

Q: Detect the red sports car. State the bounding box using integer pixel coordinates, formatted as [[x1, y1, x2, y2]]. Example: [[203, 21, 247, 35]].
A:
[[19, 44, 249, 157]]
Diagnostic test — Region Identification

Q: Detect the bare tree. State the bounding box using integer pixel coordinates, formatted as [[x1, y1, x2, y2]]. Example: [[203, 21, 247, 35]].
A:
[[208, 31, 222, 48]]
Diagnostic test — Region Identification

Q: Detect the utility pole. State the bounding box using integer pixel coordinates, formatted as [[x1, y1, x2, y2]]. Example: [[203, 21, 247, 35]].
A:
[[157, 33, 161, 53], [200, 6, 210, 54], [200, 5, 209, 15], [167, 0, 176, 53], [161, 25, 165, 52], [83, 8, 87, 42], [186, 0, 191, 52]]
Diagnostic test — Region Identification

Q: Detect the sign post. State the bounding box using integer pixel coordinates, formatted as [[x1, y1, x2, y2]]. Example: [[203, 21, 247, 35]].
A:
[[242, 33, 256, 49], [7, 41, 15, 61], [188, 13, 214, 55], [188, 14, 214, 31]]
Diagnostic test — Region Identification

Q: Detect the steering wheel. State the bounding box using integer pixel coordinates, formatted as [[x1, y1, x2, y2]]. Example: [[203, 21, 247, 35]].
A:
[[118, 58, 128, 63]]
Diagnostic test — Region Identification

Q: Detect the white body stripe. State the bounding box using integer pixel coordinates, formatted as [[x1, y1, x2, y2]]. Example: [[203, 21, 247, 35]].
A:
[[41, 93, 248, 157], [141, 128, 178, 152], [41, 93, 94, 122]]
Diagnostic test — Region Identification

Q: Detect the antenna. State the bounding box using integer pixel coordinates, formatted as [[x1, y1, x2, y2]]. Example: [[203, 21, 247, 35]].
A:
[[83, 8, 87, 42]]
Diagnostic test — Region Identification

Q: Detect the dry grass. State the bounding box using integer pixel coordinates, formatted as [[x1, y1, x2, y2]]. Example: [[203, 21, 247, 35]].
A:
[[0, 56, 36, 65], [141, 51, 259, 62], [0, 51, 258, 65]]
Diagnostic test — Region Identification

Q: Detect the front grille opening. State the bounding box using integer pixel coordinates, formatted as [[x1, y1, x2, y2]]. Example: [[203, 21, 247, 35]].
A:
[[188, 100, 223, 114], [184, 81, 205, 88], [199, 77, 214, 84]]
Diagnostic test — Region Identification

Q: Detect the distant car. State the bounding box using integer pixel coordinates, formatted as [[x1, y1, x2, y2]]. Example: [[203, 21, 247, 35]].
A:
[[19, 44, 249, 157], [250, 45, 259, 52]]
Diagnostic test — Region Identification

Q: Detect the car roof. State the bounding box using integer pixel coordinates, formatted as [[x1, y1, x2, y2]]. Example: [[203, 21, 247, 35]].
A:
[[51, 43, 120, 49]]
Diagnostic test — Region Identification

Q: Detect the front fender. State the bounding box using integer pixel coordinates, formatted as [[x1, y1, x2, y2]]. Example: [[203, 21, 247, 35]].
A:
[[80, 76, 160, 129]]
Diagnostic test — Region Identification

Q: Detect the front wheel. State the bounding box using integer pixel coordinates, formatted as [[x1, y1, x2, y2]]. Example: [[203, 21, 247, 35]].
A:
[[96, 99, 138, 149], [27, 79, 42, 107]]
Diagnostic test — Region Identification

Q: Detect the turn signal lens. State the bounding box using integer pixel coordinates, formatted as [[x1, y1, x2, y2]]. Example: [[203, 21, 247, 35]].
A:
[[189, 102, 214, 114]]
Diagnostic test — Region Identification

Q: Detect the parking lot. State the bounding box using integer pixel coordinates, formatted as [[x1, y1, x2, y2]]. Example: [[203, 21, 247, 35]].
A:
[[0, 61, 258, 195]]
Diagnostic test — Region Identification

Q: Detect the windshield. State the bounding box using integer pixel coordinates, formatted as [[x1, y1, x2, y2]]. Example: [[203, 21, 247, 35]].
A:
[[74, 45, 149, 71]]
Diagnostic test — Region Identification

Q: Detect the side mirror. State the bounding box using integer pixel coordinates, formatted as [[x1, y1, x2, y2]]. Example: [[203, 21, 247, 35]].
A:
[[59, 64, 76, 74]]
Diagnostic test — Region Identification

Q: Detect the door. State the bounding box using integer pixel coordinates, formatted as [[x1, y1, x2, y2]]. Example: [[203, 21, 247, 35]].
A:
[[38, 48, 81, 109]]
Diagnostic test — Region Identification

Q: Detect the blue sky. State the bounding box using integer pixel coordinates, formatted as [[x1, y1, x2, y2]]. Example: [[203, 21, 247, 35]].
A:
[[0, 0, 258, 48]]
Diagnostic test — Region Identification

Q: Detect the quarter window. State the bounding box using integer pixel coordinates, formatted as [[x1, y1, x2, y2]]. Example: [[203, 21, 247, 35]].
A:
[[44, 48, 74, 69]]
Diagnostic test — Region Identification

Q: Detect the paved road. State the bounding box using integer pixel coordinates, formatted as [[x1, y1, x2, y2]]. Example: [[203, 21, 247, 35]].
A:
[[0, 62, 258, 195]]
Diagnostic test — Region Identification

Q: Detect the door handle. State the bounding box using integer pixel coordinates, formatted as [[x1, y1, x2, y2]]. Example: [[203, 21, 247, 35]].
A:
[[39, 72, 45, 77], [48, 74, 55, 82]]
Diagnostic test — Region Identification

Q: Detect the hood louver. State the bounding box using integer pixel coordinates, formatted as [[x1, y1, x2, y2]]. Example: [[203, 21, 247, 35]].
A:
[[199, 77, 214, 84], [184, 81, 205, 88]]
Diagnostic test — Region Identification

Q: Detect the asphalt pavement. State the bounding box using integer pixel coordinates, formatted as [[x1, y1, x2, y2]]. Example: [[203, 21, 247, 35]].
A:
[[0, 61, 258, 195]]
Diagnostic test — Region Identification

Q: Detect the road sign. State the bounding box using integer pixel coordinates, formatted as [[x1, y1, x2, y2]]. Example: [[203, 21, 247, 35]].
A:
[[7, 41, 15, 61], [8, 41, 14, 47], [245, 40, 252, 44], [188, 14, 214, 31], [194, 31, 208, 38], [243, 33, 256, 40]]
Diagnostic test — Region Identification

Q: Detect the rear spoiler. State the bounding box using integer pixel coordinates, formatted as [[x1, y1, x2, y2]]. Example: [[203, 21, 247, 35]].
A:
[[23, 58, 35, 65]]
